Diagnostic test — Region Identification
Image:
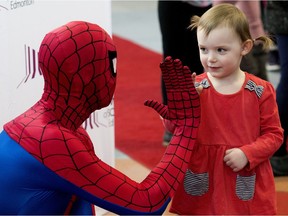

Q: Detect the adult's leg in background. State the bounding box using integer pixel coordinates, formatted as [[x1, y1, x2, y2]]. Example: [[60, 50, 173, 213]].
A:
[[275, 34, 288, 156], [158, 1, 210, 145], [270, 34, 288, 176], [158, 1, 209, 104]]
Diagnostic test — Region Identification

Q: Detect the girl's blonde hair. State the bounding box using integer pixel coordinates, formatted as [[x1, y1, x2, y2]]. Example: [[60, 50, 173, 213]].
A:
[[189, 3, 273, 50]]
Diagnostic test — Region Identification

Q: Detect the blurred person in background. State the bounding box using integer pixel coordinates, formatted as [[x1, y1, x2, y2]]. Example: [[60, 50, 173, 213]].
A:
[[265, 1, 288, 176], [158, 0, 212, 146]]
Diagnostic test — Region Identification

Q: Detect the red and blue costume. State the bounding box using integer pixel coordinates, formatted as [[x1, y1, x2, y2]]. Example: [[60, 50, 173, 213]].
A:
[[0, 21, 200, 214]]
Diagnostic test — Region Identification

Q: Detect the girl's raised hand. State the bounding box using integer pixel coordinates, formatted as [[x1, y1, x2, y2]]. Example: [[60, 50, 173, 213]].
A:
[[192, 72, 203, 94]]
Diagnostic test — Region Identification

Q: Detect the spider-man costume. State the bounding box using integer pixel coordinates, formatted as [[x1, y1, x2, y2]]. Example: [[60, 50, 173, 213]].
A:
[[0, 21, 200, 215]]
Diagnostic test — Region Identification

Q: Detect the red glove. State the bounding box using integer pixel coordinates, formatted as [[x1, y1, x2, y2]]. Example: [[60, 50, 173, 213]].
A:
[[145, 56, 200, 144]]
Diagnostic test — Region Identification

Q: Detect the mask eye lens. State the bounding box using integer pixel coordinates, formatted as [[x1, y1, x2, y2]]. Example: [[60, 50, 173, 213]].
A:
[[112, 58, 117, 75], [108, 51, 117, 77]]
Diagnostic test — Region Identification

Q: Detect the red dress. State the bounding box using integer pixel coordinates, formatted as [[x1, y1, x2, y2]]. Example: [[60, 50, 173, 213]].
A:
[[170, 72, 283, 215]]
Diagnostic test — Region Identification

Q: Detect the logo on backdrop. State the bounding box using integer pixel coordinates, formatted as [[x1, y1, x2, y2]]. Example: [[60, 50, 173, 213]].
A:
[[0, 0, 34, 11], [21, 45, 115, 129], [83, 100, 115, 129], [17, 45, 42, 88], [0, 4, 8, 11]]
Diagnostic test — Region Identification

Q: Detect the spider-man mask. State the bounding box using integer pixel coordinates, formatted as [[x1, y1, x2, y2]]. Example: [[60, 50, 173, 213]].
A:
[[38, 21, 117, 127]]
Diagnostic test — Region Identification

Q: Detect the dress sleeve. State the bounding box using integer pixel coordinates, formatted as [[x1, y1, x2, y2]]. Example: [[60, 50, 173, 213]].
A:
[[240, 82, 283, 170]]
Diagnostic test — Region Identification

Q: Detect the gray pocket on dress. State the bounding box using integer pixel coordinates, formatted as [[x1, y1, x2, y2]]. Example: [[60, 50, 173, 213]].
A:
[[235, 174, 256, 201], [184, 169, 209, 196]]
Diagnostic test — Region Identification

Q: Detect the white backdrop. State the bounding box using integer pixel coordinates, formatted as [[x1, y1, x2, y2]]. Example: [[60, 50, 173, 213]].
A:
[[0, 0, 115, 174]]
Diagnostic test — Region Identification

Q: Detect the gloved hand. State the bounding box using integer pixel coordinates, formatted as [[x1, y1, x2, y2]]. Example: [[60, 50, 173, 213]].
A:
[[144, 56, 200, 134]]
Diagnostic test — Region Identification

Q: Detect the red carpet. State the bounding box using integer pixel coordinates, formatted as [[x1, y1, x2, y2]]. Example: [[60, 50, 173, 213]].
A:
[[113, 35, 165, 169], [113, 34, 288, 215]]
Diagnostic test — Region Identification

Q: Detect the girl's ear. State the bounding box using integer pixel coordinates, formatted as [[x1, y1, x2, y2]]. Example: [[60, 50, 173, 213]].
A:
[[241, 39, 253, 56]]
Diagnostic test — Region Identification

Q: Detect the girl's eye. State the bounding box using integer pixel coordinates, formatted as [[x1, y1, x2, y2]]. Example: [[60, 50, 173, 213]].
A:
[[200, 47, 207, 53], [217, 48, 226, 53]]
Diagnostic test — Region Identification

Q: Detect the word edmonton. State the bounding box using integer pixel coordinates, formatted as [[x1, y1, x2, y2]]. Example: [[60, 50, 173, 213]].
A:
[[10, 0, 34, 10]]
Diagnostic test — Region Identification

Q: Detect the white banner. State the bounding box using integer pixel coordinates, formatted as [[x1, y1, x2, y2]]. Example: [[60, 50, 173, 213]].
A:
[[0, 0, 114, 167]]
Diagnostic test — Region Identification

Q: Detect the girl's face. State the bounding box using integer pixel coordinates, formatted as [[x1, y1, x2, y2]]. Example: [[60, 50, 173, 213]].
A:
[[197, 25, 248, 79]]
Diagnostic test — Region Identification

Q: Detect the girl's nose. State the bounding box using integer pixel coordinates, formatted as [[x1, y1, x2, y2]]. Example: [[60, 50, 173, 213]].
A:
[[208, 54, 217, 63]]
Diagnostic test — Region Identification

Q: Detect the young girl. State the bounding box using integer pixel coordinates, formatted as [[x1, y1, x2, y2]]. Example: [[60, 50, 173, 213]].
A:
[[168, 3, 283, 215]]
